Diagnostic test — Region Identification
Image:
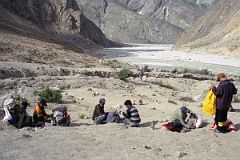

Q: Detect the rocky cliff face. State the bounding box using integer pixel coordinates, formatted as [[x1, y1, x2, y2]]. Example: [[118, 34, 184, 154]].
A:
[[175, 0, 240, 57], [117, 0, 216, 29], [77, 0, 183, 44], [75, 0, 215, 43], [0, 0, 118, 48]]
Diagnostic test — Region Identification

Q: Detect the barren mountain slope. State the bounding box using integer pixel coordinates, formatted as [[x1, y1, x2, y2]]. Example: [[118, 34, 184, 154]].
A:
[[0, 0, 119, 51], [175, 0, 240, 57], [117, 0, 217, 30], [77, 0, 183, 44]]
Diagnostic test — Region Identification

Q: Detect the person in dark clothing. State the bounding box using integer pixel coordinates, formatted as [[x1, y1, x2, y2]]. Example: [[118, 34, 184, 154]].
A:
[[92, 98, 107, 124], [122, 100, 141, 127], [21, 98, 29, 114], [211, 73, 238, 133], [17, 98, 32, 129]]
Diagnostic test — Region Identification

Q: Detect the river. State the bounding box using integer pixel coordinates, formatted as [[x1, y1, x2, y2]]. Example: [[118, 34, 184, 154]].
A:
[[100, 44, 240, 75]]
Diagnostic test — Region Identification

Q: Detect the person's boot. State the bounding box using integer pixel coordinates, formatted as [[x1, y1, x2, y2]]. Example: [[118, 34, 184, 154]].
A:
[[216, 126, 229, 133]]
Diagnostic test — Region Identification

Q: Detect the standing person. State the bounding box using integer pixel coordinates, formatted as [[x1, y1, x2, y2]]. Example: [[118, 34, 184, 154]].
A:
[[122, 100, 141, 127], [211, 73, 238, 133], [33, 99, 50, 127], [137, 67, 144, 81], [92, 98, 107, 124]]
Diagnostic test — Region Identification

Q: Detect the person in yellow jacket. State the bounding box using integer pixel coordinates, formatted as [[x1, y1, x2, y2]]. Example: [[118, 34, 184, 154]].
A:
[[33, 99, 50, 127]]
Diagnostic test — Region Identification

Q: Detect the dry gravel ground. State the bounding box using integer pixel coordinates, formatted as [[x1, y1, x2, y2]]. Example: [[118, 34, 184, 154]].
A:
[[0, 73, 240, 160]]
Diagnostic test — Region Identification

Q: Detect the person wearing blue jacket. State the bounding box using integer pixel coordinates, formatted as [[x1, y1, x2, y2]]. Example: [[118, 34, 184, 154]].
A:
[[211, 73, 237, 133]]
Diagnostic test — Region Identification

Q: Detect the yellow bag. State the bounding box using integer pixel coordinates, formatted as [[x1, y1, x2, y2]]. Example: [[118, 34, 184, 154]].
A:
[[202, 90, 216, 115]]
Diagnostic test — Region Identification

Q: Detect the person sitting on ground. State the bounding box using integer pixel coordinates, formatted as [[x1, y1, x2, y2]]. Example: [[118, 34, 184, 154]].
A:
[[211, 73, 237, 133], [164, 106, 193, 132], [33, 99, 50, 127], [21, 98, 29, 114], [121, 100, 141, 127], [92, 98, 107, 124], [17, 98, 32, 129]]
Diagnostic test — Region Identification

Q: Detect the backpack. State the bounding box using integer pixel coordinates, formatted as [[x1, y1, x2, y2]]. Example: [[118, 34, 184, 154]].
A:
[[106, 112, 121, 123], [52, 107, 70, 126], [2, 98, 18, 122]]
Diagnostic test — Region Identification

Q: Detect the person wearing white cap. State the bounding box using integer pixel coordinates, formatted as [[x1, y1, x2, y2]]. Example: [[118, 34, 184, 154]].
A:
[[92, 98, 107, 124]]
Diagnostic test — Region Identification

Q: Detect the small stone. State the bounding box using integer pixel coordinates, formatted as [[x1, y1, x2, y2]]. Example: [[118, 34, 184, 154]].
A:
[[152, 94, 156, 96], [87, 88, 93, 91], [138, 100, 143, 105], [84, 116, 88, 119], [144, 146, 152, 150], [80, 97, 84, 100], [22, 134, 32, 138], [176, 151, 187, 159], [168, 99, 178, 105], [92, 92, 100, 97]]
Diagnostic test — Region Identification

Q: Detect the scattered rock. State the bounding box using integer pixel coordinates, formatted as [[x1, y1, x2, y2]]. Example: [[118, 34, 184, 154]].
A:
[[127, 90, 132, 93], [179, 97, 195, 102], [84, 116, 88, 119], [21, 134, 32, 138], [87, 88, 93, 91], [61, 95, 77, 104], [176, 151, 187, 159], [80, 97, 84, 100], [152, 94, 156, 96], [144, 146, 152, 150], [168, 99, 178, 105], [92, 92, 100, 97], [133, 100, 136, 105], [18, 85, 35, 103], [171, 91, 178, 96], [138, 100, 143, 105], [233, 94, 240, 103], [155, 100, 160, 104]]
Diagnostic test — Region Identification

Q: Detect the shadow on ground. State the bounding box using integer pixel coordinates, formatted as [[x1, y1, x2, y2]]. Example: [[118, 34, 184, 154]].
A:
[[139, 120, 159, 128]]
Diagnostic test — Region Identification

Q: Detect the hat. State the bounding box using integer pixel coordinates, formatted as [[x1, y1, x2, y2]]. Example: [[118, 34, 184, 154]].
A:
[[181, 106, 190, 113], [216, 73, 226, 82], [99, 98, 106, 104], [39, 99, 47, 106]]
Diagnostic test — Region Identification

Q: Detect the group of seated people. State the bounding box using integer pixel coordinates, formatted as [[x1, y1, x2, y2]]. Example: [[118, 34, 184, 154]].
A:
[[92, 98, 204, 131], [2, 97, 235, 133], [2, 98, 70, 128], [92, 98, 141, 127]]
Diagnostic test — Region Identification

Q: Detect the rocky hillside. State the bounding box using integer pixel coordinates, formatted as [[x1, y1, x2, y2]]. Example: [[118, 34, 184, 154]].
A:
[[0, 0, 119, 51], [76, 0, 216, 43], [175, 0, 240, 57], [117, 0, 216, 30]]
